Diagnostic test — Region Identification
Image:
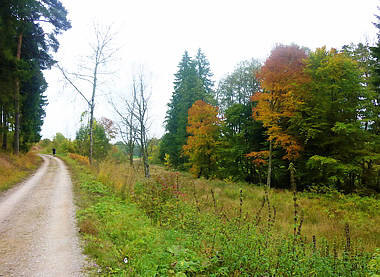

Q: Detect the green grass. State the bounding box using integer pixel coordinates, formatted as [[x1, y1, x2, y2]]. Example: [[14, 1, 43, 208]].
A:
[[62, 154, 380, 276], [149, 166, 380, 253], [63, 155, 208, 276]]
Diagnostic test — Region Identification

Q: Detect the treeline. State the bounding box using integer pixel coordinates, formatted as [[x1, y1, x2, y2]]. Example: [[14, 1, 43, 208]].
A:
[[0, 0, 70, 153], [43, 116, 151, 165], [41, 117, 111, 159], [158, 28, 380, 193]]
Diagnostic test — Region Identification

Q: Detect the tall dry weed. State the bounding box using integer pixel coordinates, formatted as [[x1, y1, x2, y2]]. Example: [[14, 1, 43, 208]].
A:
[[0, 151, 41, 191]]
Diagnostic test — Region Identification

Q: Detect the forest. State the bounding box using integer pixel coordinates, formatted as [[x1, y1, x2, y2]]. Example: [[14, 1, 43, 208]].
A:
[[160, 44, 380, 194], [1, 1, 380, 276], [0, 1, 379, 194], [0, 0, 70, 153]]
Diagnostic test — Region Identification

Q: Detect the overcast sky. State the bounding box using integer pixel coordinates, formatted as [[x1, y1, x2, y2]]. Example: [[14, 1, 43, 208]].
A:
[[41, 0, 379, 140]]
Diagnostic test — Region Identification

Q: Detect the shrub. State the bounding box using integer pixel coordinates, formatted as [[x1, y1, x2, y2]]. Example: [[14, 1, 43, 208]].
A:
[[68, 153, 89, 166]]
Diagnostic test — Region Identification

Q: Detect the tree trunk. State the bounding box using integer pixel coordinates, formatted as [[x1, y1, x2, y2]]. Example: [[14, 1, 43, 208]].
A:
[[13, 32, 23, 154], [143, 157, 150, 178], [0, 106, 2, 147], [128, 121, 134, 167], [89, 63, 98, 165], [89, 104, 94, 164], [266, 140, 272, 188], [142, 143, 150, 178], [140, 125, 150, 178], [128, 140, 134, 167], [2, 109, 7, 150]]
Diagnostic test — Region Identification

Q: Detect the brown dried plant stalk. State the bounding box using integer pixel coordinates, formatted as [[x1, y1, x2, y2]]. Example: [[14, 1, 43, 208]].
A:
[[255, 196, 266, 226], [211, 188, 217, 213], [192, 182, 201, 212], [239, 189, 243, 222], [345, 223, 351, 255]]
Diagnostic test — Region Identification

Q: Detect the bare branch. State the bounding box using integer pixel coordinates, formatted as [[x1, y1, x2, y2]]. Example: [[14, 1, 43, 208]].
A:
[[56, 22, 119, 164], [56, 63, 91, 106]]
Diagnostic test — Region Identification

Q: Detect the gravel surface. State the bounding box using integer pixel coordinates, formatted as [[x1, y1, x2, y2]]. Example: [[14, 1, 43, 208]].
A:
[[0, 154, 86, 276]]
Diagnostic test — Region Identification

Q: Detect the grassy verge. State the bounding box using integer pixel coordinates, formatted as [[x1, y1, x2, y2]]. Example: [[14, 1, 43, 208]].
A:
[[0, 151, 42, 192], [97, 161, 380, 253], [64, 154, 380, 276], [63, 155, 209, 276]]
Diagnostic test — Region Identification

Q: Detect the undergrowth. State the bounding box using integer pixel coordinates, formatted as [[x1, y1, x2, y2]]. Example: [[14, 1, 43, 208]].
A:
[[0, 151, 41, 192], [64, 155, 208, 276], [63, 154, 380, 276]]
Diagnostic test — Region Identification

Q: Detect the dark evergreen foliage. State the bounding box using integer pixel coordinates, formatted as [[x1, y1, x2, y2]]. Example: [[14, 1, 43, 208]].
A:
[[220, 103, 267, 183], [216, 60, 267, 183], [0, 0, 70, 152], [160, 50, 215, 168], [370, 8, 380, 135]]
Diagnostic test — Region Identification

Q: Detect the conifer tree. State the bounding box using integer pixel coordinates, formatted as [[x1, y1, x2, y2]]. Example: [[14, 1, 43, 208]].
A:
[[195, 48, 214, 97], [160, 50, 215, 168], [0, 0, 70, 153], [370, 8, 380, 135]]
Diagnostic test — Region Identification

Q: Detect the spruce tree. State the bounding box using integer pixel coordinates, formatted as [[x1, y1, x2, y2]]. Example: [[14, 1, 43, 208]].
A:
[[370, 8, 380, 135], [160, 50, 215, 168], [195, 48, 215, 98]]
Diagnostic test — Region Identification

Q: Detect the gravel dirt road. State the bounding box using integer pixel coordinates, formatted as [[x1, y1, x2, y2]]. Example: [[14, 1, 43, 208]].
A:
[[0, 154, 86, 276]]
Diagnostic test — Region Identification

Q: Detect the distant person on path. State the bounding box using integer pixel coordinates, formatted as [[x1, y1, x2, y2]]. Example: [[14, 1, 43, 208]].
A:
[[52, 148, 56, 156]]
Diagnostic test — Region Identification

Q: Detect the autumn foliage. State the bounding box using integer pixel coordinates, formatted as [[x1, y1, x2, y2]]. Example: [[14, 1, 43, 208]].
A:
[[245, 150, 269, 166], [251, 45, 309, 160], [160, 42, 378, 192], [68, 153, 90, 166], [99, 117, 117, 140], [183, 100, 220, 178]]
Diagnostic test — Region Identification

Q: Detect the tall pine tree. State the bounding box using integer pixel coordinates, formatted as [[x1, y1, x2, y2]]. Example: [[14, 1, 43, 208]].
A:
[[0, 0, 70, 152], [370, 8, 380, 135], [160, 50, 215, 168], [195, 48, 214, 97]]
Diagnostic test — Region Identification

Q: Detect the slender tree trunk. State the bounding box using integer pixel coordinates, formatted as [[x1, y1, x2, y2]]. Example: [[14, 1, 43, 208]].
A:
[[0, 105, 3, 147], [2, 108, 7, 151], [141, 127, 150, 178], [266, 140, 272, 188], [128, 140, 134, 167], [89, 63, 98, 165], [129, 120, 134, 167], [89, 103, 94, 164], [129, 151, 133, 166], [13, 32, 23, 154], [143, 152, 150, 178]]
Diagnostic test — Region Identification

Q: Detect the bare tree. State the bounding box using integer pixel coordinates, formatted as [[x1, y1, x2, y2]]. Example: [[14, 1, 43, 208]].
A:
[[57, 23, 117, 164], [134, 73, 151, 178], [113, 71, 151, 177], [112, 93, 137, 167]]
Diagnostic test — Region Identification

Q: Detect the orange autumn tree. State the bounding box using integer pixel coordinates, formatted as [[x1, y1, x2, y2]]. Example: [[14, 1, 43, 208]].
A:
[[249, 44, 309, 188], [183, 100, 221, 178]]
